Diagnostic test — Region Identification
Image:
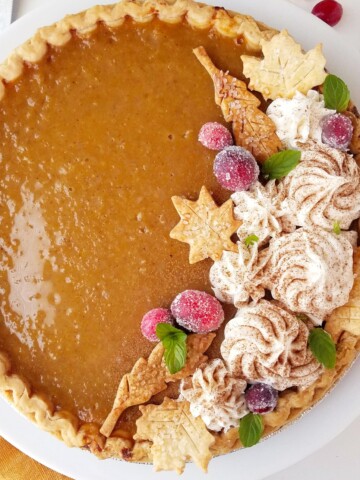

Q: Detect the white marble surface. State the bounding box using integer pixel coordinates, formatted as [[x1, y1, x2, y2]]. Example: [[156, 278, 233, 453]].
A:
[[5, 1, 360, 479]]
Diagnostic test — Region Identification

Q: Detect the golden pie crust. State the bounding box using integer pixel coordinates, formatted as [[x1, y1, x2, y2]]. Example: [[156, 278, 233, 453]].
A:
[[0, 0, 359, 467]]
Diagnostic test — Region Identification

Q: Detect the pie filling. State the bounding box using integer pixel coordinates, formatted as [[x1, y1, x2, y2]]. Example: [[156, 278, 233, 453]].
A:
[[0, 19, 251, 426]]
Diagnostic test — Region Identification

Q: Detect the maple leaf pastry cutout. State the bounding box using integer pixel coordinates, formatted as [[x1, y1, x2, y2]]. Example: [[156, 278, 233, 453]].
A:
[[327, 247, 360, 340], [241, 30, 327, 100], [344, 105, 360, 155], [170, 186, 240, 264], [193, 46, 281, 162], [134, 397, 215, 474], [100, 332, 215, 437]]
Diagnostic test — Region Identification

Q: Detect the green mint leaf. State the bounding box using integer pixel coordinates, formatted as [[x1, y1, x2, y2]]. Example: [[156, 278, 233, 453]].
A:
[[156, 323, 185, 341], [239, 413, 263, 448], [308, 328, 336, 369], [262, 150, 301, 180], [333, 220, 341, 235], [245, 234, 259, 247], [156, 323, 187, 374], [323, 74, 350, 112], [164, 338, 187, 374]]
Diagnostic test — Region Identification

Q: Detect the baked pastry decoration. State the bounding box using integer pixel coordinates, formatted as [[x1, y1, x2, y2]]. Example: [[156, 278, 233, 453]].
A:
[[194, 46, 281, 162], [0, 0, 360, 474], [344, 104, 360, 155], [170, 186, 240, 263], [100, 332, 215, 437], [327, 247, 360, 339], [241, 30, 327, 100], [134, 397, 215, 474]]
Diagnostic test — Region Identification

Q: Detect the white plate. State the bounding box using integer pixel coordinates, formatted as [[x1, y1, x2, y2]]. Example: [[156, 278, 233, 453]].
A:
[[0, 1, 360, 479]]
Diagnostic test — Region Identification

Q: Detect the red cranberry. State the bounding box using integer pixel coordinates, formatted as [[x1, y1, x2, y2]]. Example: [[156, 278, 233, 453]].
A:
[[171, 290, 224, 333], [321, 113, 353, 150], [198, 122, 234, 150], [312, 0, 343, 27], [213, 146, 259, 192], [141, 308, 174, 342], [245, 383, 278, 414]]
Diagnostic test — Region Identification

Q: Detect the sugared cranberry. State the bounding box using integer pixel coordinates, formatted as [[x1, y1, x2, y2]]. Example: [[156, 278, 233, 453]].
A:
[[198, 122, 234, 151], [321, 113, 353, 150], [214, 146, 259, 192], [312, 0, 343, 27], [171, 290, 224, 333], [245, 383, 278, 414], [141, 308, 174, 342]]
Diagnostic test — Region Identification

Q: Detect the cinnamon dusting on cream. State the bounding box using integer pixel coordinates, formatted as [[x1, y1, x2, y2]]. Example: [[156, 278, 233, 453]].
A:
[[221, 300, 323, 390]]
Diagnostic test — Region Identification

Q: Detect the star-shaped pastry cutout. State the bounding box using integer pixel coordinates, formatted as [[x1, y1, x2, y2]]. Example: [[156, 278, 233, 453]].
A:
[[170, 186, 240, 264]]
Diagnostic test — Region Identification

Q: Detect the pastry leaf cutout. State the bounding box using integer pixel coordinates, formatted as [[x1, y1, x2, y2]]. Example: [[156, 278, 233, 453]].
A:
[[326, 247, 360, 339], [242, 30, 327, 100], [100, 333, 215, 437], [135, 398, 215, 474], [193, 46, 281, 162], [170, 185, 240, 264]]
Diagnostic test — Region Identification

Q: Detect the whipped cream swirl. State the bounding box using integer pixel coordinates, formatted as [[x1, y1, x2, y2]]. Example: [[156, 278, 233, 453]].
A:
[[180, 359, 248, 432], [232, 181, 295, 245], [210, 243, 265, 307], [221, 300, 324, 391], [267, 90, 335, 149], [260, 227, 355, 324], [279, 142, 360, 230]]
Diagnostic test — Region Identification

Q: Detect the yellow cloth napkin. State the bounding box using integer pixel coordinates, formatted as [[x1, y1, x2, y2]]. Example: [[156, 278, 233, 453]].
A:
[[0, 436, 71, 480]]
